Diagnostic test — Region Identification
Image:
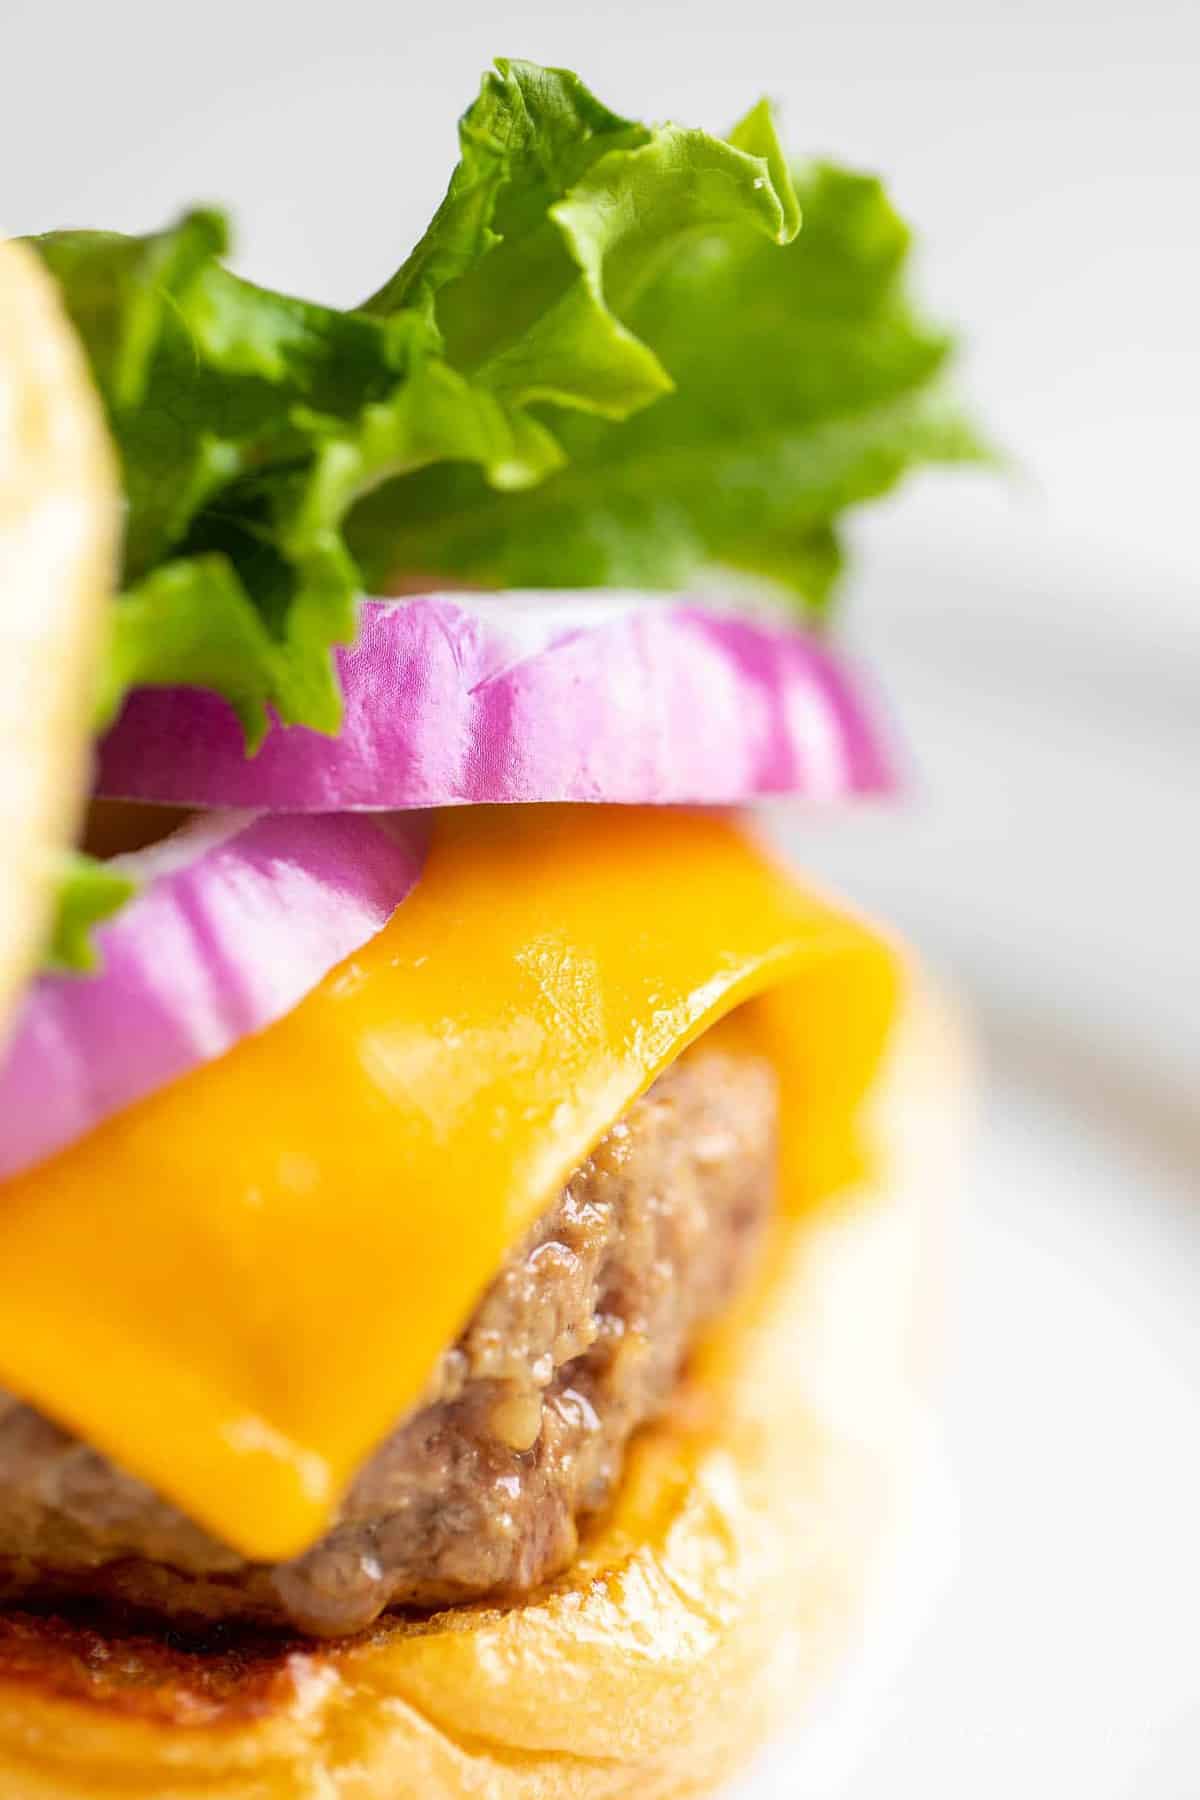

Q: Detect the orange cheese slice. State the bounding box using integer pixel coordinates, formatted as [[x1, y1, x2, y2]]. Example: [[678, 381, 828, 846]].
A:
[[0, 806, 898, 1560]]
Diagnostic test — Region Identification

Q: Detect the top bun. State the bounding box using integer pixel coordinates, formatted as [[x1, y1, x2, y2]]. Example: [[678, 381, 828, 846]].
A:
[[0, 239, 118, 1037]]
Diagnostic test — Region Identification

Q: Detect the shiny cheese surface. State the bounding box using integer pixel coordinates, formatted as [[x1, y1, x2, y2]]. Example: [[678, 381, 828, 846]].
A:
[[0, 807, 898, 1560]]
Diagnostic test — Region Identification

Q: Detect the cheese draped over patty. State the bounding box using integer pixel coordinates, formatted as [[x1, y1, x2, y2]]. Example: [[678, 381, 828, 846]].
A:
[[0, 807, 898, 1560]]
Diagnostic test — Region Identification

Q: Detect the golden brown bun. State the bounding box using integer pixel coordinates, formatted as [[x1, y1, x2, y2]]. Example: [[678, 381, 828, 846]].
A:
[[0, 239, 117, 1041], [0, 982, 962, 1798]]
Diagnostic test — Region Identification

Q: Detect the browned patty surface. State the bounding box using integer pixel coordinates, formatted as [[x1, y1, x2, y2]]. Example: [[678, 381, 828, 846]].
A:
[[0, 1028, 776, 1637]]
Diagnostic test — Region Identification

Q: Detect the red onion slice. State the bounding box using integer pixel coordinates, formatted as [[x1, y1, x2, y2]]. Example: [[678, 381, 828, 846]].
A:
[[0, 810, 428, 1180], [96, 594, 896, 811]]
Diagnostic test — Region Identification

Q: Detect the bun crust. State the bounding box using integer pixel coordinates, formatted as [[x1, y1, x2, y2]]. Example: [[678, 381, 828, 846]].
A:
[[0, 983, 961, 1799], [0, 240, 117, 1038]]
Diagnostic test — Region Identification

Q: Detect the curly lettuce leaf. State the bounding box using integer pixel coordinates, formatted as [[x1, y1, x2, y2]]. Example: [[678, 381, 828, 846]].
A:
[[28, 60, 796, 742], [366, 59, 796, 422], [349, 158, 985, 609]]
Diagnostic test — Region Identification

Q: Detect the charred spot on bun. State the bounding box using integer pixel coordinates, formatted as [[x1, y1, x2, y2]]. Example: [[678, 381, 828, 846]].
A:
[[0, 55, 977, 1799]]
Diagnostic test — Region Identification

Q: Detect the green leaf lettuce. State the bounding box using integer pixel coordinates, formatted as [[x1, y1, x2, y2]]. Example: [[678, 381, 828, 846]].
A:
[[44, 855, 137, 976], [350, 157, 985, 609], [28, 59, 799, 743]]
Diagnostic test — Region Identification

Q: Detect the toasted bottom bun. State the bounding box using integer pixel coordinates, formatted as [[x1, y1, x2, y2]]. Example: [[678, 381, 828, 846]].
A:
[[0, 982, 963, 1800]]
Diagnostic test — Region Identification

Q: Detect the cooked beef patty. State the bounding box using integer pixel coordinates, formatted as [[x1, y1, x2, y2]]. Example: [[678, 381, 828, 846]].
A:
[[0, 1027, 776, 1636]]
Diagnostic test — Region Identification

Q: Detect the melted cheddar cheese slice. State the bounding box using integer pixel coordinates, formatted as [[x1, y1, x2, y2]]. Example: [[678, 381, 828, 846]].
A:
[[0, 806, 898, 1559]]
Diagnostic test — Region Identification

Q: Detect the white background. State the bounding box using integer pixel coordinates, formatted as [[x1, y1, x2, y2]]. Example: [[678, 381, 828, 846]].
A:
[[4, 0, 1197, 580], [5, 3, 1198, 1793]]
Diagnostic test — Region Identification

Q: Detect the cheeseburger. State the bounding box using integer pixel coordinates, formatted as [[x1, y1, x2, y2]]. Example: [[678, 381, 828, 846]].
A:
[[0, 61, 974, 1798]]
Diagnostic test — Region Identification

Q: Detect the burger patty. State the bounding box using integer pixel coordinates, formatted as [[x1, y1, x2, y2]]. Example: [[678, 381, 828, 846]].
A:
[[0, 1028, 776, 1637]]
